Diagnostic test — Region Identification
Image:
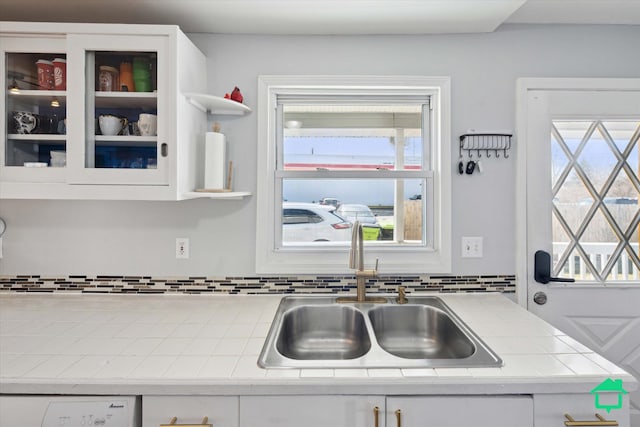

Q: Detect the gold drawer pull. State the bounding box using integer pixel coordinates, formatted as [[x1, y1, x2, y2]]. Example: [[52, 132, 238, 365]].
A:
[[395, 409, 402, 427], [161, 416, 212, 427], [564, 413, 618, 426], [373, 406, 379, 427]]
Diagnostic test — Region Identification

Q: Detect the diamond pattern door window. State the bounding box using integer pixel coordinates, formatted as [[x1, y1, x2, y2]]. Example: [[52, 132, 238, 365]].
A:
[[552, 120, 640, 282]]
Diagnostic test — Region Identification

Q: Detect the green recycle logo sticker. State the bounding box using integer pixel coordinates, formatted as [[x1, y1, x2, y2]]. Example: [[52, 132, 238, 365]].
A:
[[590, 378, 628, 412]]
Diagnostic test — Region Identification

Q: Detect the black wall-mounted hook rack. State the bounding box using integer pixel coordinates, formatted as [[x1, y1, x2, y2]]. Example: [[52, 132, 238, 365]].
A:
[[459, 132, 513, 159]]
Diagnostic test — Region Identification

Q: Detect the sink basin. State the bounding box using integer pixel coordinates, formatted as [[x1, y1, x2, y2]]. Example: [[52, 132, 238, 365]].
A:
[[276, 305, 371, 360], [258, 295, 502, 369], [368, 305, 475, 359]]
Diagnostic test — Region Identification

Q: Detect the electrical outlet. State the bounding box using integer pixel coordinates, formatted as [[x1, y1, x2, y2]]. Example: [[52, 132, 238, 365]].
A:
[[461, 236, 483, 258], [176, 237, 189, 259]]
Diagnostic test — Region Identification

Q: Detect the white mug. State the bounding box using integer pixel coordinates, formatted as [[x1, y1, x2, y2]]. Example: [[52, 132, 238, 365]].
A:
[[138, 113, 157, 136], [99, 114, 127, 136]]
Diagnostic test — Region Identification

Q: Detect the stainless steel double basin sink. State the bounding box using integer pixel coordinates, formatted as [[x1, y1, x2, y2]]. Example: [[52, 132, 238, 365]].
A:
[[258, 296, 503, 369]]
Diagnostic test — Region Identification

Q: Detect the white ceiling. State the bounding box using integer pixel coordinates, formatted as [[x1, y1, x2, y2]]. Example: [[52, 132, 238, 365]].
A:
[[0, 0, 639, 35]]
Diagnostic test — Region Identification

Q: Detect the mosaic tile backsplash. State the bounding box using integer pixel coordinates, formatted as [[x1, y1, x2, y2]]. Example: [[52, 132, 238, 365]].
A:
[[0, 274, 515, 294]]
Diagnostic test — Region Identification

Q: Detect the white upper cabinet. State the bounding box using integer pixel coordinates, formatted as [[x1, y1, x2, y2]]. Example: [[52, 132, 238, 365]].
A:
[[0, 22, 216, 200]]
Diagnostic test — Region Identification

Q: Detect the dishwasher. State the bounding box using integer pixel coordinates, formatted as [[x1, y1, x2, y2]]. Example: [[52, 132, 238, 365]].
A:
[[0, 395, 140, 427]]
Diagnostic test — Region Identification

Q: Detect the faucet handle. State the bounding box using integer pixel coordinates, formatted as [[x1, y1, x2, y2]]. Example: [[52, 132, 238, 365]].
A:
[[396, 285, 408, 304]]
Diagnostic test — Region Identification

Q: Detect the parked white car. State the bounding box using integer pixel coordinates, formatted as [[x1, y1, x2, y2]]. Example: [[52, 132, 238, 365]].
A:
[[319, 197, 340, 207], [282, 202, 352, 242], [335, 204, 382, 240]]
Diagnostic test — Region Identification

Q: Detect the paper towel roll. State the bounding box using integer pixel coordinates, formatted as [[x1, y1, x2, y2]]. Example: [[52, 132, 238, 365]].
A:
[[204, 132, 226, 189]]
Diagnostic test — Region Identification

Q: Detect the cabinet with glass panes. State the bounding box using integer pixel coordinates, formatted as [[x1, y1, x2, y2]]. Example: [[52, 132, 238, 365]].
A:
[[84, 50, 158, 171], [1, 22, 210, 200], [2, 37, 68, 182], [94, 53, 157, 165], [65, 32, 169, 189]]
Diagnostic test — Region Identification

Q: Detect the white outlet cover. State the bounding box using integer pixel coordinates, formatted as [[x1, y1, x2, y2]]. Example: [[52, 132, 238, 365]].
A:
[[176, 237, 190, 259]]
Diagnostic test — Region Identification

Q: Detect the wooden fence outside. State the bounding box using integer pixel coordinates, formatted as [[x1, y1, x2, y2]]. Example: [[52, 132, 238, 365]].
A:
[[404, 200, 422, 240]]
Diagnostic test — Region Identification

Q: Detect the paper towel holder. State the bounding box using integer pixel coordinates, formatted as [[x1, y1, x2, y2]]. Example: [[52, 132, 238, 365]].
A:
[[195, 160, 233, 193]]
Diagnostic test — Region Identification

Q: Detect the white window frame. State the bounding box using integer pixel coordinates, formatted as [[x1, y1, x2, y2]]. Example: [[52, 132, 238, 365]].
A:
[[256, 75, 451, 274]]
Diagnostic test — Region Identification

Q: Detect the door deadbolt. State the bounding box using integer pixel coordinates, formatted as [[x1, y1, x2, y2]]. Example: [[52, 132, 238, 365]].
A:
[[533, 291, 547, 305]]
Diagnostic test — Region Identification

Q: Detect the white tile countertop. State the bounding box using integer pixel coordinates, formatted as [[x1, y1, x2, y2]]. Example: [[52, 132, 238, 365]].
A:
[[0, 293, 636, 396]]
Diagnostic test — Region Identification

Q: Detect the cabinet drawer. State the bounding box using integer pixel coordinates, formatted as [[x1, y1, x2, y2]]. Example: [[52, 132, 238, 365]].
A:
[[534, 394, 629, 427], [143, 396, 238, 427]]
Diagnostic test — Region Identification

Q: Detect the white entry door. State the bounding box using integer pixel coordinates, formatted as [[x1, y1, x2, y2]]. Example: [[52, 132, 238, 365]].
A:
[[517, 79, 640, 424]]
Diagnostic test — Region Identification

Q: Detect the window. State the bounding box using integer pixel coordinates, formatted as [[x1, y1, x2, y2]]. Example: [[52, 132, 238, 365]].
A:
[[256, 76, 451, 274], [551, 120, 640, 281]]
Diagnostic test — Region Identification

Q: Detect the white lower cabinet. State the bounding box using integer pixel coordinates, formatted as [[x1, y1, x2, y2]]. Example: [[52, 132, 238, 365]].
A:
[[142, 396, 239, 427], [238, 395, 533, 427], [239, 395, 384, 427], [144, 393, 631, 427], [386, 396, 533, 427], [534, 393, 630, 427]]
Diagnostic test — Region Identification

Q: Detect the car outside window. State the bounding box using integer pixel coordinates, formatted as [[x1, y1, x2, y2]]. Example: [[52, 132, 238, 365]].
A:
[[283, 209, 323, 224], [256, 76, 452, 274], [335, 204, 382, 240]]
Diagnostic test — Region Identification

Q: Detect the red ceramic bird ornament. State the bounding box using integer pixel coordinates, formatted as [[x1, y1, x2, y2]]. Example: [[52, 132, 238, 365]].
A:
[[224, 86, 244, 103]]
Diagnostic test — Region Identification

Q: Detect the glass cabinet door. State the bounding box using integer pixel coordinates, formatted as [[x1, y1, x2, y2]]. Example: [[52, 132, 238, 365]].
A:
[[67, 34, 170, 185], [1, 36, 67, 182]]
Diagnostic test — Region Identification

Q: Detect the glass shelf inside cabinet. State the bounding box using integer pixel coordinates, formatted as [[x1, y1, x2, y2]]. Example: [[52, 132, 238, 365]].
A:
[[6, 52, 67, 168], [95, 92, 157, 109], [94, 135, 157, 146]]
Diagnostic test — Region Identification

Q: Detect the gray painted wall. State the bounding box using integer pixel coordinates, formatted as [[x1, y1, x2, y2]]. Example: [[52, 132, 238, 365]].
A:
[[1, 24, 639, 276]]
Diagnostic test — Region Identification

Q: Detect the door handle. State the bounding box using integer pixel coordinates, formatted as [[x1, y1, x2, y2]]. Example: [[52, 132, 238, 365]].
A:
[[534, 250, 575, 284]]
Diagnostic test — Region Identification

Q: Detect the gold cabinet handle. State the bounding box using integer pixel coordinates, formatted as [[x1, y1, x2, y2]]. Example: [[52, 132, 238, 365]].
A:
[[564, 413, 618, 426], [161, 416, 212, 427], [395, 409, 402, 427], [373, 406, 379, 427]]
